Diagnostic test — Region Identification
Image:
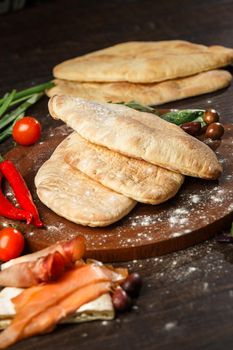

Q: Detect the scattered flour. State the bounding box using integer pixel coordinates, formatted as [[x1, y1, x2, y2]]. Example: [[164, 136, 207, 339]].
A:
[[164, 321, 177, 331], [190, 195, 201, 204]]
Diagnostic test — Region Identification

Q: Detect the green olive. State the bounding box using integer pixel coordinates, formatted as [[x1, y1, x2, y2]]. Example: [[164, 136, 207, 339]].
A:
[[205, 122, 224, 140], [203, 109, 220, 124]]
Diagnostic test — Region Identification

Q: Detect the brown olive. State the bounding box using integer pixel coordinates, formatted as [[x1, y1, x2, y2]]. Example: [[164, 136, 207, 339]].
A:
[[203, 109, 220, 124], [200, 124, 208, 135], [180, 122, 201, 136], [205, 122, 224, 140], [112, 287, 132, 312], [121, 273, 143, 297]]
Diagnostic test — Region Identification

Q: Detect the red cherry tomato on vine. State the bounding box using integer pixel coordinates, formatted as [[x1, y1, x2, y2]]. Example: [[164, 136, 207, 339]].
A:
[[0, 227, 25, 262], [12, 117, 42, 146]]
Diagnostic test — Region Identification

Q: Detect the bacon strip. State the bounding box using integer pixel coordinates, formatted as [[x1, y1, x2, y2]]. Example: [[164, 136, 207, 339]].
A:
[[0, 264, 125, 348], [0, 251, 67, 288], [1, 236, 86, 270]]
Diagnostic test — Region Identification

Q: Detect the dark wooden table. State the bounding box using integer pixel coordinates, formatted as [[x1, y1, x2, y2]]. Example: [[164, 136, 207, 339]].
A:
[[1, 0, 233, 349]]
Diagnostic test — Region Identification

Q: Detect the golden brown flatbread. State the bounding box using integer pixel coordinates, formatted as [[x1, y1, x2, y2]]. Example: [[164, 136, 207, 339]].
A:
[[49, 95, 222, 179], [35, 137, 136, 227], [64, 132, 184, 204], [53, 40, 233, 83], [46, 70, 232, 105]]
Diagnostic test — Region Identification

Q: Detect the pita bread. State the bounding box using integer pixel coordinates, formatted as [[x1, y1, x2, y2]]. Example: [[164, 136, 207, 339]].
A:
[[64, 293, 114, 323], [53, 40, 233, 83], [49, 95, 222, 179], [34, 137, 136, 227], [64, 132, 184, 204], [47, 70, 232, 105]]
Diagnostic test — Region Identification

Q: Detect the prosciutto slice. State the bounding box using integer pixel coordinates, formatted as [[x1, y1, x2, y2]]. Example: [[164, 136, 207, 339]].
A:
[[0, 251, 67, 288], [0, 236, 86, 288], [1, 235, 86, 270], [0, 263, 126, 349], [22, 281, 111, 338]]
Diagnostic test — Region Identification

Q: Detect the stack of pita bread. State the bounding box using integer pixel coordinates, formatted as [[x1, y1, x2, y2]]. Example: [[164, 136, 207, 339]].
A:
[[47, 40, 233, 105], [35, 95, 222, 227]]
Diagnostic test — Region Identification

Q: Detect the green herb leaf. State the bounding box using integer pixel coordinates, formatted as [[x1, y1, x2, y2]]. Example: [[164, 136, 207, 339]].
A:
[[0, 90, 16, 117], [0, 81, 54, 106], [161, 109, 205, 125], [9, 94, 35, 108], [0, 113, 24, 143], [0, 93, 43, 132], [114, 101, 205, 126]]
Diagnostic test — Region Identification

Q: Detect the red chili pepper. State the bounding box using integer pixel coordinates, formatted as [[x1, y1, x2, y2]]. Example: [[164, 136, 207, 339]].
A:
[[0, 157, 44, 228], [0, 174, 33, 224]]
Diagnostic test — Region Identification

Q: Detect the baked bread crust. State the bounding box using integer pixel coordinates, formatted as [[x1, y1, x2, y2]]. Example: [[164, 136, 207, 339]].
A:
[[47, 70, 232, 106], [65, 132, 184, 204], [35, 137, 136, 227], [49, 95, 222, 179], [53, 40, 233, 83]]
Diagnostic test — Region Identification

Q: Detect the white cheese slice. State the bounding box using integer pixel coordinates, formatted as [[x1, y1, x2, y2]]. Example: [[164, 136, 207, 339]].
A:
[[63, 293, 115, 323], [0, 287, 23, 319]]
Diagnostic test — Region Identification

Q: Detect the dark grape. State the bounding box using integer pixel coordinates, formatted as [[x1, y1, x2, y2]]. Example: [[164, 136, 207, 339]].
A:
[[121, 273, 142, 297], [112, 287, 132, 312]]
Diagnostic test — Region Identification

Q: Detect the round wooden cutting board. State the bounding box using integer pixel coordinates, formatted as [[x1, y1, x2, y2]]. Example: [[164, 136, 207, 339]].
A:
[[2, 124, 233, 262]]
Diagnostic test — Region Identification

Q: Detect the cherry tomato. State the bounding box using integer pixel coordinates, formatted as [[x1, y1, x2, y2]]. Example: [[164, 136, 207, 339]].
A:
[[12, 117, 42, 146], [0, 227, 25, 262]]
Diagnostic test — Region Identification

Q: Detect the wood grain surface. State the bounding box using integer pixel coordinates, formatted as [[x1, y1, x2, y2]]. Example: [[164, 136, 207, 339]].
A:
[[3, 124, 233, 262], [1, 0, 233, 349]]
